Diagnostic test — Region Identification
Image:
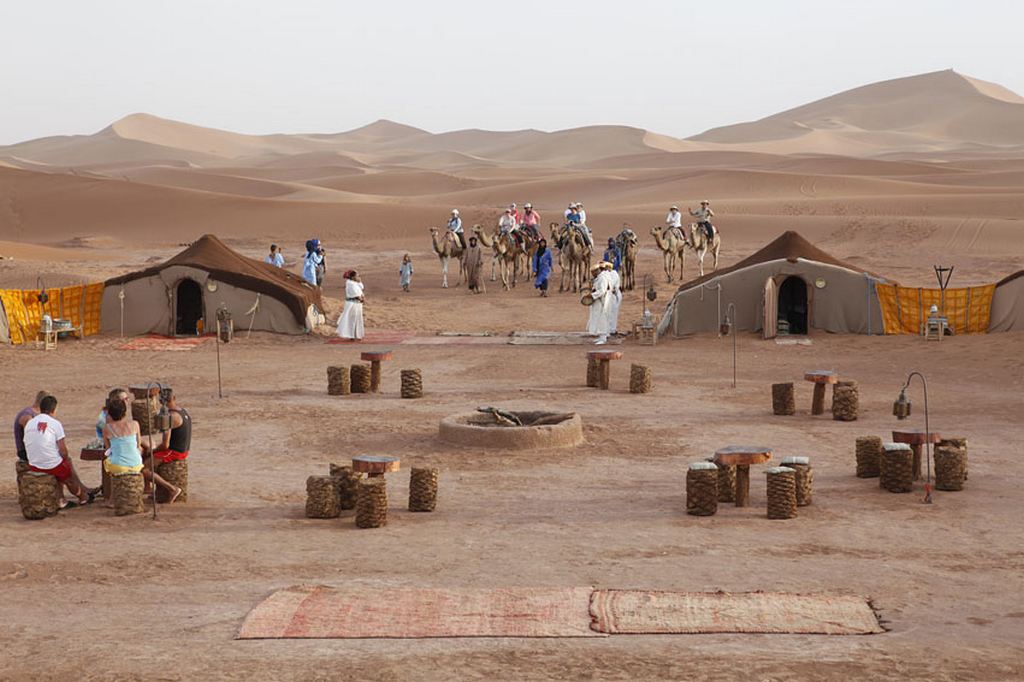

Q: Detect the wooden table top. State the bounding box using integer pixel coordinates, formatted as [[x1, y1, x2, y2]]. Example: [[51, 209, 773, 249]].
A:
[[80, 447, 106, 461], [587, 350, 623, 361], [714, 445, 773, 466], [360, 350, 393, 362], [804, 371, 839, 384], [892, 428, 943, 445], [352, 455, 401, 474]]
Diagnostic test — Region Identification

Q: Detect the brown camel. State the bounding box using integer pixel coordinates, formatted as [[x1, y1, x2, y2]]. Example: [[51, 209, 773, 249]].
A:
[[429, 227, 464, 288], [616, 228, 638, 291], [473, 226, 520, 291], [687, 223, 721, 277], [550, 222, 592, 293], [650, 225, 688, 283]]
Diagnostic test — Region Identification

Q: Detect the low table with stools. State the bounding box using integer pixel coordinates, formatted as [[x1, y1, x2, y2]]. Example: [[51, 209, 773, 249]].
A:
[[360, 351, 393, 393], [713, 445, 773, 507], [81, 446, 110, 499], [804, 371, 839, 415], [892, 428, 942, 481], [587, 350, 623, 390]]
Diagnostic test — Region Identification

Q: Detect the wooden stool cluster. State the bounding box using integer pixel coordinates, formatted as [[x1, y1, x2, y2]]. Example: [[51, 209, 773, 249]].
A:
[[686, 448, 810, 520], [303, 456, 440, 528], [771, 371, 858, 420], [854, 432, 969, 497], [326, 350, 423, 398]]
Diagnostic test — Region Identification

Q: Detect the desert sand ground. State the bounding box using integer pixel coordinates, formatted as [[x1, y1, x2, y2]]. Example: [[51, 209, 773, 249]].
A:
[[2, 70, 1024, 680]]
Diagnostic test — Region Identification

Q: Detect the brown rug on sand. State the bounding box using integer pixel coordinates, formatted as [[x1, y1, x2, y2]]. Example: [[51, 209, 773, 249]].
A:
[[589, 590, 884, 635], [237, 585, 603, 639]]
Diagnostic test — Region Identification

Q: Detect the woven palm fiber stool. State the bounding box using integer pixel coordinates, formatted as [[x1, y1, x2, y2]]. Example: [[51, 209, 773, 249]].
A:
[[771, 382, 795, 416], [804, 370, 839, 415], [934, 445, 967, 491], [156, 460, 188, 503], [360, 350, 393, 393], [705, 457, 736, 503], [112, 472, 145, 516], [19, 471, 60, 520], [131, 397, 160, 436], [15, 459, 30, 494], [400, 369, 423, 399], [329, 463, 363, 510], [766, 467, 797, 519], [686, 462, 718, 516], [855, 436, 883, 478], [938, 437, 968, 479], [881, 443, 913, 493], [408, 467, 439, 512], [350, 364, 371, 393], [327, 366, 350, 395], [356, 478, 388, 528], [713, 445, 772, 507], [305, 475, 340, 518], [587, 350, 623, 390], [892, 428, 942, 481], [781, 456, 813, 506], [629, 364, 652, 394], [831, 380, 859, 421]]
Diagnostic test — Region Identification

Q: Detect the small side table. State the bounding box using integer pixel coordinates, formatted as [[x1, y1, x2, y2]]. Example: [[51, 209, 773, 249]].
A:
[[714, 445, 773, 507], [924, 316, 948, 341], [804, 370, 839, 415], [38, 329, 58, 351], [587, 350, 623, 390], [360, 351, 393, 393], [892, 428, 942, 481], [80, 447, 108, 499], [352, 455, 401, 478]]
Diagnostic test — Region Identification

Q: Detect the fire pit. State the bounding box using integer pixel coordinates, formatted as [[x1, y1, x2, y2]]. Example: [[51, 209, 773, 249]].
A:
[[438, 408, 584, 449]]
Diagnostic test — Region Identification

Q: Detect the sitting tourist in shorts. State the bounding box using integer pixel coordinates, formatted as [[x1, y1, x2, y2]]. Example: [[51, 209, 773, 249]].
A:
[[25, 395, 97, 508], [153, 390, 191, 465], [103, 398, 181, 504]]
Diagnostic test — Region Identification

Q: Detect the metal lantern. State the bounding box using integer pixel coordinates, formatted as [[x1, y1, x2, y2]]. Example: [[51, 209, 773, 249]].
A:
[[893, 389, 912, 419], [216, 308, 233, 343]]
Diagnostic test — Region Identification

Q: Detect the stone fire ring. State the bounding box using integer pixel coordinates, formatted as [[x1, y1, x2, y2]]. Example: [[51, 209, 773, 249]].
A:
[[438, 411, 584, 449]]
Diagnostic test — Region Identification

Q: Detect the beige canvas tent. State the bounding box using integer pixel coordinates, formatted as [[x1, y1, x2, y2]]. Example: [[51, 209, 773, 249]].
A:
[[103, 235, 322, 336], [989, 270, 1024, 332], [660, 231, 891, 338]]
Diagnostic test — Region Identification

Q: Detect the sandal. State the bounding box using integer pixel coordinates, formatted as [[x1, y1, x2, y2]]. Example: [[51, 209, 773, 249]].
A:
[[61, 500, 79, 510]]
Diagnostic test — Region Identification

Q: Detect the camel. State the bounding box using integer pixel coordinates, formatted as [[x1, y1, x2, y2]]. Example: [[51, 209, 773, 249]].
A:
[[650, 225, 688, 283], [687, 223, 721, 277], [429, 227, 464, 288], [550, 222, 592, 293], [473, 226, 520, 291], [616, 228, 638, 291]]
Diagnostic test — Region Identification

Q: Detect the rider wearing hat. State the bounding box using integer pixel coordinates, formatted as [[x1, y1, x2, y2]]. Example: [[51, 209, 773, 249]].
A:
[[447, 208, 465, 248], [689, 200, 715, 243], [520, 203, 541, 240]]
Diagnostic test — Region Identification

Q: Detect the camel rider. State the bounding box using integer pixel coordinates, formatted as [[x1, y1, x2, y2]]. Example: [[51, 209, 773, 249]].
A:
[[665, 205, 688, 245], [498, 209, 519, 245], [564, 203, 575, 221], [567, 204, 593, 248], [577, 202, 587, 225], [447, 209, 465, 248], [509, 203, 520, 227], [520, 203, 541, 240], [689, 200, 715, 242]]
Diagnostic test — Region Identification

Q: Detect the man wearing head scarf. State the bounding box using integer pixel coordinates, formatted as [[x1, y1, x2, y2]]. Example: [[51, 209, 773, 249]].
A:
[[586, 262, 613, 344], [464, 235, 485, 294], [303, 239, 324, 287], [532, 238, 553, 297], [602, 260, 622, 335], [335, 270, 365, 340]]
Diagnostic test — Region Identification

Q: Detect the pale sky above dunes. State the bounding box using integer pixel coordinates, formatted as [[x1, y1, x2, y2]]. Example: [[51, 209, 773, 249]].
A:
[[2, 0, 1022, 145]]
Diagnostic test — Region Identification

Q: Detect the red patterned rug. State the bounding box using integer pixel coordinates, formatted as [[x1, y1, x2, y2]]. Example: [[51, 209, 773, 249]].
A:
[[118, 334, 212, 351]]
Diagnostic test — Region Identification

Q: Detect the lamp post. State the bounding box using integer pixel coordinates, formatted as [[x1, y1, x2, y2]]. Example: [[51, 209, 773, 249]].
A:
[[144, 381, 171, 520], [893, 370, 933, 504], [721, 302, 737, 388]]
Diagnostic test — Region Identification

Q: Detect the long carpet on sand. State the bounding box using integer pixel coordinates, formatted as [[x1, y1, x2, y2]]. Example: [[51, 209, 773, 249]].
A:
[[237, 585, 603, 639], [589, 590, 884, 635], [117, 334, 212, 351]]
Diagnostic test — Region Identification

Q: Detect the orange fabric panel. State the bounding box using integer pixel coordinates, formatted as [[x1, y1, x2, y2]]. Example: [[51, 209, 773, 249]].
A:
[[965, 285, 995, 334], [874, 283, 993, 335], [0, 290, 30, 344], [60, 285, 85, 327], [21, 290, 43, 338], [82, 282, 104, 336], [876, 283, 902, 334]]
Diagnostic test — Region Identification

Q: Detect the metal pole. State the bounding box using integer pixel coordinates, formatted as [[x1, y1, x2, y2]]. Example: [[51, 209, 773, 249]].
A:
[[145, 381, 162, 520], [215, 325, 223, 399], [900, 371, 933, 504], [727, 302, 737, 388]]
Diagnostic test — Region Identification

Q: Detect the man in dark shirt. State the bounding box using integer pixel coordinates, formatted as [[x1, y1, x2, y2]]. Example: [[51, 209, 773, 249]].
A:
[[154, 390, 192, 464], [13, 390, 48, 462]]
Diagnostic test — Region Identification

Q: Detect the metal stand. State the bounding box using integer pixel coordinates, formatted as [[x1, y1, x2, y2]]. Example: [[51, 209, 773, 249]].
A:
[[893, 371, 933, 504], [144, 382, 171, 520], [722, 302, 737, 388]]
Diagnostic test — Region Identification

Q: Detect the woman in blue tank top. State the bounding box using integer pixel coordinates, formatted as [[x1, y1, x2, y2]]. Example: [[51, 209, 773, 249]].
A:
[[103, 399, 181, 503]]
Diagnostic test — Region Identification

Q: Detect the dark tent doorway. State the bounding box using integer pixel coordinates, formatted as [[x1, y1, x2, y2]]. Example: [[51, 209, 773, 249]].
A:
[[175, 279, 204, 336], [777, 276, 808, 335]]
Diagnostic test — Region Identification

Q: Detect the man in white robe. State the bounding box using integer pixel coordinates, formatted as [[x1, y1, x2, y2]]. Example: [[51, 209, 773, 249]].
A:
[[603, 261, 622, 335], [587, 264, 613, 344], [336, 271, 365, 340]]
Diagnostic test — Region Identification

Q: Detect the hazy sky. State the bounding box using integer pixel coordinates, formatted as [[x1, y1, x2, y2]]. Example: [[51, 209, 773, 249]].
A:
[[3, 0, 1022, 144]]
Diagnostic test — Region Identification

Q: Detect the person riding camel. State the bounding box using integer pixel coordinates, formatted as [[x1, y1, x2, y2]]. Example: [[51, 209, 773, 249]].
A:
[[567, 204, 593, 248], [520, 203, 541, 240], [509, 203, 520, 226], [447, 209, 465, 249], [689, 200, 715, 243], [498, 208, 520, 246], [666, 204, 689, 245]]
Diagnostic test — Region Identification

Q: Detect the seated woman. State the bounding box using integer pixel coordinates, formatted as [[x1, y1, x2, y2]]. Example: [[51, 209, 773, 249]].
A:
[[103, 398, 181, 505]]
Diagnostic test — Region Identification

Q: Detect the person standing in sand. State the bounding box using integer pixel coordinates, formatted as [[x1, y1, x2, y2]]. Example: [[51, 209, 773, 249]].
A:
[[603, 260, 622, 335], [336, 270, 365, 340], [265, 244, 284, 268], [464, 236, 485, 294], [532, 238, 553, 297], [399, 254, 414, 292], [586, 263, 611, 343]]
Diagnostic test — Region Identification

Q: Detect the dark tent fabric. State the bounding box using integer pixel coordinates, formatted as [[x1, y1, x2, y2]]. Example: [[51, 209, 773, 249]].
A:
[[106, 235, 321, 326]]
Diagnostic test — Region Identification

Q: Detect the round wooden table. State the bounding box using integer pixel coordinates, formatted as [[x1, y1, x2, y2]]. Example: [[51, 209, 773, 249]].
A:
[[892, 428, 942, 481], [804, 370, 839, 415], [360, 351, 393, 393], [80, 447, 109, 499], [713, 445, 773, 507], [587, 350, 623, 390], [352, 455, 401, 478]]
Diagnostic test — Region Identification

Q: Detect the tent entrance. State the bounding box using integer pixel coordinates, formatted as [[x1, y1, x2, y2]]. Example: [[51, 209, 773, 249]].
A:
[[175, 279, 204, 336], [777, 276, 808, 335]]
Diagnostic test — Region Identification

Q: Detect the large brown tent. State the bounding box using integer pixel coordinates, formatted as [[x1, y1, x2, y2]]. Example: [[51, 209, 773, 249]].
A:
[[102, 235, 322, 336], [989, 270, 1024, 332], [660, 231, 892, 337]]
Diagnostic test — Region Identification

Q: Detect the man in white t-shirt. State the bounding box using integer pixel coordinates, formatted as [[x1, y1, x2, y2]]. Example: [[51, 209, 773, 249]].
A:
[[25, 395, 95, 505]]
